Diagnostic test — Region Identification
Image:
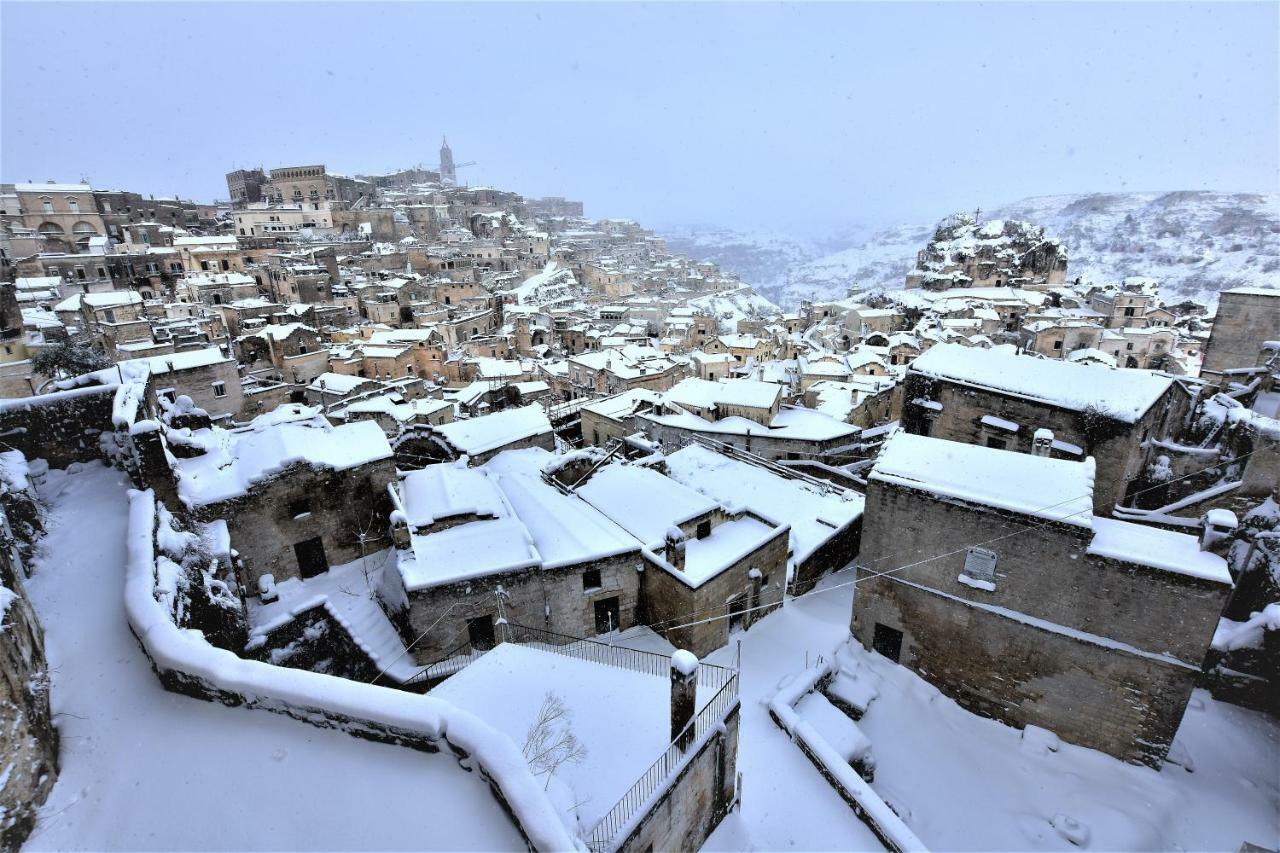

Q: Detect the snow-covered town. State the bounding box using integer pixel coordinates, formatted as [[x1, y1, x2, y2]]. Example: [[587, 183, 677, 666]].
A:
[[1, 3, 1278, 852]]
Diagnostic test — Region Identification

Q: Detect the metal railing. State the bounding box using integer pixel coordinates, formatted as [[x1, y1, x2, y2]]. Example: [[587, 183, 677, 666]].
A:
[[585, 672, 741, 852], [402, 622, 738, 696], [503, 622, 738, 695]]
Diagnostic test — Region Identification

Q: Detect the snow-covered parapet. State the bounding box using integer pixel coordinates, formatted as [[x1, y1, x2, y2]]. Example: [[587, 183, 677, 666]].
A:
[[767, 656, 927, 853], [123, 489, 578, 852]]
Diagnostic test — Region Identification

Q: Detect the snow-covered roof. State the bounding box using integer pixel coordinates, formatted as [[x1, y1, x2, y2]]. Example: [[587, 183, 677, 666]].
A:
[[15, 182, 91, 193], [431, 404, 552, 456], [399, 464, 508, 529], [172, 406, 392, 506], [308, 372, 375, 394], [1088, 517, 1231, 584], [580, 388, 664, 421], [577, 464, 718, 549], [121, 346, 229, 375], [870, 431, 1095, 527], [910, 343, 1172, 423], [666, 377, 781, 411], [485, 449, 640, 569], [666, 445, 863, 565]]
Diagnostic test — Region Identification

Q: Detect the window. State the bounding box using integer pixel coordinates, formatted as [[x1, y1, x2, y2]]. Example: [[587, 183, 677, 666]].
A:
[[582, 568, 602, 591], [288, 497, 312, 518], [212, 381, 227, 398], [872, 623, 903, 662], [1052, 340, 1062, 350], [1123, 307, 1136, 317], [201, 261, 211, 271], [41, 197, 53, 214], [963, 546, 997, 582], [1126, 342, 1134, 351], [695, 520, 712, 540], [220, 260, 230, 271], [985, 436, 1007, 450], [97, 267, 106, 278], [67, 197, 79, 213], [75, 268, 86, 280], [103, 308, 116, 323]]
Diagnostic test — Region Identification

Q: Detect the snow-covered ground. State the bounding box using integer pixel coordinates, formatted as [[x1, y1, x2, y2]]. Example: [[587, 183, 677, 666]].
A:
[[24, 463, 523, 851], [20, 462, 1279, 851], [704, 568, 1279, 852], [701, 573, 886, 851]]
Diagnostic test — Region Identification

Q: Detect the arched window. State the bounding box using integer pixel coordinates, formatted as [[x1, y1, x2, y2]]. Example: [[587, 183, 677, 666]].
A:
[[37, 222, 64, 235]]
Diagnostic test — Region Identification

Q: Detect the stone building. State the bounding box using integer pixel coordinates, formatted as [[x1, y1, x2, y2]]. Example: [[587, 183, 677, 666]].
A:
[[2, 182, 105, 254], [405, 404, 554, 465], [182, 271, 259, 306], [265, 164, 372, 207], [580, 388, 664, 447], [905, 214, 1067, 291], [902, 343, 1185, 513], [139, 405, 397, 590], [852, 431, 1233, 767], [1018, 319, 1104, 359], [236, 323, 327, 384], [382, 454, 645, 663], [1200, 287, 1280, 385], [122, 347, 242, 419], [225, 168, 268, 206], [577, 462, 789, 656]]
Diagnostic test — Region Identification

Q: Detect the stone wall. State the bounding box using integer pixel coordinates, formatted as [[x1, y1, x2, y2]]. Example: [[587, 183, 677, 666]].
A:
[[1201, 290, 1280, 381], [0, 504, 57, 849], [642, 525, 788, 657], [853, 574, 1201, 767], [900, 371, 1182, 513], [792, 514, 862, 594], [850, 479, 1230, 766], [0, 383, 115, 468], [401, 551, 644, 664], [617, 704, 739, 853], [198, 459, 397, 589]]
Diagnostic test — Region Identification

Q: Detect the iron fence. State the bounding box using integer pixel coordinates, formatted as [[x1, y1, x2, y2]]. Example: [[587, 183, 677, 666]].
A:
[[502, 621, 737, 694]]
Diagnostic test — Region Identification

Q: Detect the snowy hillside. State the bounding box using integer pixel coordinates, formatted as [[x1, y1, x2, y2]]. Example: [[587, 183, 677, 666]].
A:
[[688, 286, 782, 331], [665, 192, 1280, 308]]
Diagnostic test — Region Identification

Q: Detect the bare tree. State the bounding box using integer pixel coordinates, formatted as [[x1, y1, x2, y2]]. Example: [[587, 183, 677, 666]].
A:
[[522, 692, 587, 788]]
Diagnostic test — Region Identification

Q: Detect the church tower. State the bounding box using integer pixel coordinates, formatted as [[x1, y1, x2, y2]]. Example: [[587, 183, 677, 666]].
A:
[[439, 137, 456, 185]]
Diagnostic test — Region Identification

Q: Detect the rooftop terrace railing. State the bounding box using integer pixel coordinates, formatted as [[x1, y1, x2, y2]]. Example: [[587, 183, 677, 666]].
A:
[[584, 672, 740, 852]]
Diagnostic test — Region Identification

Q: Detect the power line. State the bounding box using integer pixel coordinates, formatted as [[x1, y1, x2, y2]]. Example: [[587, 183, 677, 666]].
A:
[[643, 442, 1266, 636]]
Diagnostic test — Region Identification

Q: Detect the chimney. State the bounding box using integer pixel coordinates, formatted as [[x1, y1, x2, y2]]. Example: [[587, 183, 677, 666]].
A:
[[665, 527, 686, 572], [1200, 509, 1238, 553], [671, 649, 699, 750], [1032, 428, 1054, 457]]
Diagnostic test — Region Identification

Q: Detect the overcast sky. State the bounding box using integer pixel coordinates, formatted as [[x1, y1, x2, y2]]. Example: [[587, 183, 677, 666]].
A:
[[3, 2, 1276, 233]]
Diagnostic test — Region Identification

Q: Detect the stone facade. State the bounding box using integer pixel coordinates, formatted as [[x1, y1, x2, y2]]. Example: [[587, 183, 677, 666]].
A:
[[1200, 288, 1280, 383], [397, 551, 644, 664], [641, 520, 788, 657], [851, 478, 1230, 767], [900, 370, 1184, 513], [616, 704, 739, 853], [188, 459, 397, 590], [0, 384, 116, 468], [0, 501, 58, 850]]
